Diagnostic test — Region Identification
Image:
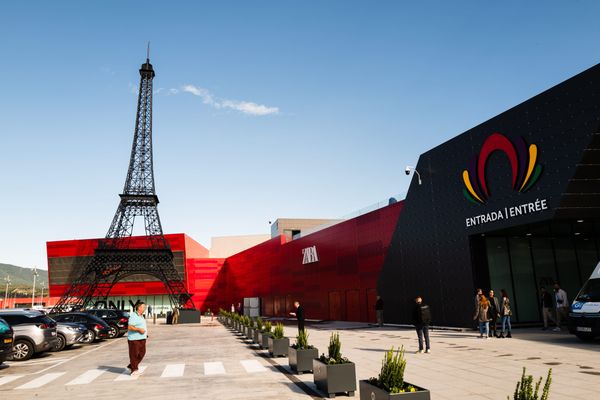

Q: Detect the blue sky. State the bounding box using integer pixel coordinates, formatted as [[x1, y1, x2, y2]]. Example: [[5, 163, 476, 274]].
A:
[[1, 1, 600, 270]]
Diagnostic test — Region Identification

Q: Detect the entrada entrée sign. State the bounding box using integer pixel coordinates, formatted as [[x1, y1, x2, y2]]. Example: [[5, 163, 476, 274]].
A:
[[465, 198, 549, 227], [462, 132, 546, 228]]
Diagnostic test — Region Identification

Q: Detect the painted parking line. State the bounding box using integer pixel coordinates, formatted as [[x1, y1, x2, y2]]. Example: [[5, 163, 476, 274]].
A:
[[15, 372, 66, 390], [66, 368, 107, 385], [0, 375, 24, 387], [240, 359, 267, 373], [114, 365, 147, 381], [203, 361, 226, 375], [160, 363, 185, 378]]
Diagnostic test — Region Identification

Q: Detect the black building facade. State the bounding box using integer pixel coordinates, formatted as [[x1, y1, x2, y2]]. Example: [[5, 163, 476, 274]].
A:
[[379, 63, 600, 327]]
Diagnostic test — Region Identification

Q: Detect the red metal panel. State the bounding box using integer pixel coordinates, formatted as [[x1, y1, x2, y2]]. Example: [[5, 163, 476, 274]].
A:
[[329, 291, 342, 320], [214, 202, 403, 322], [346, 290, 360, 321]]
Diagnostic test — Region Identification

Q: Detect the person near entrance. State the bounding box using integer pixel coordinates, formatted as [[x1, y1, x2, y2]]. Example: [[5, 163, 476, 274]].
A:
[[553, 283, 568, 331], [488, 290, 500, 338], [147, 305, 153, 318], [289, 301, 305, 333], [474, 295, 490, 339], [412, 296, 431, 353], [127, 302, 148, 376], [500, 289, 512, 338], [375, 296, 384, 327], [540, 286, 554, 330], [474, 288, 483, 310]]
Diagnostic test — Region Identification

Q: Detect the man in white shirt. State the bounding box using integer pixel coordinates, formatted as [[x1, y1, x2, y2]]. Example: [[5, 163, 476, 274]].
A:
[[553, 283, 568, 332], [127, 302, 148, 375]]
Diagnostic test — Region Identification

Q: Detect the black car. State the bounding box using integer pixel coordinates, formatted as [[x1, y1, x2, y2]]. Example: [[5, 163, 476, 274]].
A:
[[0, 317, 14, 364], [50, 313, 110, 344], [85, 309, 129, 339]]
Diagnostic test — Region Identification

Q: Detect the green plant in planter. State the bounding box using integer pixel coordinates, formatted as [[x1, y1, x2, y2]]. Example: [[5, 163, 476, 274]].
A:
[[367, 346, 417, 394], [256, 317, 264, 331], [509, 368, 552, 400], [249, 318, 255, 329], [319, 332, 350, 365], [272, 322, 285, 339], [264, 321, 272, 333], [292, 328, 314, 349]]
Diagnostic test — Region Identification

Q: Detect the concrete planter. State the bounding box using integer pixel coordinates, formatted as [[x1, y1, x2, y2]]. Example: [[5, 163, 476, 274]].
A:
[[268, 337, 290, 357], [359, 380, 430, 400], [259, 331, 271, 349], [289, 347, 319, 374], [313, 359, 356, 398], [245, 327, 253, 339], [253, 329, 260, 344]]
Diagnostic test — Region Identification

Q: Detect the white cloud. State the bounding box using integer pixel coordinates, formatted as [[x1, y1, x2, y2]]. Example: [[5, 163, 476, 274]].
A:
[[180, 84, 279, 116]]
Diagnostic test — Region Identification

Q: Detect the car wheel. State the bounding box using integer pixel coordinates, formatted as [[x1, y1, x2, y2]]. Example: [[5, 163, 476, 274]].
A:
[[53, 334, 66, 352], [108, 325, 119, 339], [81, 330, 96, 344], [12, 340, 35, 361]]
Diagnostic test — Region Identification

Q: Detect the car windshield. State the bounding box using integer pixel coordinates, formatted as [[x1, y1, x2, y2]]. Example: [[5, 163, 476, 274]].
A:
[[122, 311, 130, 317], [576, 279, 600, 302], [0, 319, 10, 333]]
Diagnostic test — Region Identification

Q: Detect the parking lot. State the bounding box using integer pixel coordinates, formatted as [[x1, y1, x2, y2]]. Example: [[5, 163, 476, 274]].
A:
[[1, 318, 599, 399]]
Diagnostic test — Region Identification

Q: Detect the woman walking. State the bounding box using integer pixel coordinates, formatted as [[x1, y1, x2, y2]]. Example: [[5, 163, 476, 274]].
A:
[[500, 289, 512, 338], [473, 294, 490, 339]]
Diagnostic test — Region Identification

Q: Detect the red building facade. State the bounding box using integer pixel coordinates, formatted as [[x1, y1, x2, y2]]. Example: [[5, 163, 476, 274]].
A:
[[47, 201, 402, 322]]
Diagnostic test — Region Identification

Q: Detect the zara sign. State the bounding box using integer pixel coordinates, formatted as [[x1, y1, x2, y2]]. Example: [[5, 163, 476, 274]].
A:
[[302, 245, 319, 264]]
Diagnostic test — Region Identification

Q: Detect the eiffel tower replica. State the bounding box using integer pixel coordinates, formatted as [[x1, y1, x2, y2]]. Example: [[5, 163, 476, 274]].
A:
[[52, 55, 195, 312]]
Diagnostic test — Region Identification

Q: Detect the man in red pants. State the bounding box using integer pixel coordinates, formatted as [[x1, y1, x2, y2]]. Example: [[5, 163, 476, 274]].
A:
[[127, 302, 147, 376]]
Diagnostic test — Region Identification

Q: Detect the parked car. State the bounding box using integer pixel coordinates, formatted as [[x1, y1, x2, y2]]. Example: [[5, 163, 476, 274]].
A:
[[0, 317, 15, 364], [53, 322, 87, 351], [85, 309, 129, 338], [569, 261, 600, 341], [0, 310, 58, 361], [50, 312, 110, 344]]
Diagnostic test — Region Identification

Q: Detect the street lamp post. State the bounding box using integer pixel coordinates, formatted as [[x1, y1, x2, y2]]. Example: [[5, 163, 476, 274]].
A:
[[32, 267, 39, 307], [3, 276, 10, 309], [40, 284, 45, 307]]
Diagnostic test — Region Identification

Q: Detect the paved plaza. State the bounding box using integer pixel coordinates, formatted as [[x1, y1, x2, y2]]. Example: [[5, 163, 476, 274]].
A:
[[0, 319, 598, 399]]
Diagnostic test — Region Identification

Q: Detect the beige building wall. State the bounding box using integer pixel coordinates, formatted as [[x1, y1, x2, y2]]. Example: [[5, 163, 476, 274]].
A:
[[209, 234, 271, 258], [270, 218, 344, 241]]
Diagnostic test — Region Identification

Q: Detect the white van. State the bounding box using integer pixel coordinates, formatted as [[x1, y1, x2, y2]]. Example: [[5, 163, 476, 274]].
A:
[[569, 261, 600, 341]]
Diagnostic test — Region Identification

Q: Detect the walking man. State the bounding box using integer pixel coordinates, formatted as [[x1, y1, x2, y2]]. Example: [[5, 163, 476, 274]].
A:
[[488, 290, 500, 338], [540, 286, 554, 330], [289, 301, 305, 334], [553, 283, 568, 331], [375, 296, 384, 327], [147, 304, 153, 318], [412, 296, 432, 353], [127, 302, 147, 376]]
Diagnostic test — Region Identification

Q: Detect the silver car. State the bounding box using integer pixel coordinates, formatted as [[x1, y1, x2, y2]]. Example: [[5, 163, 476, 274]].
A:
[[53, 322, 87, 352], [0, 309, 58, 361]]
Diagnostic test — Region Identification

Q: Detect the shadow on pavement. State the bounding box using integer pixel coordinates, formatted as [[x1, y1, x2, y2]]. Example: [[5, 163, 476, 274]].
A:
[[98, 365, 127, 375]]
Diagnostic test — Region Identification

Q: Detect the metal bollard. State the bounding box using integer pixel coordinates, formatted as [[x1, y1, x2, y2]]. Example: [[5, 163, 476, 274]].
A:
[[153, 313, 156, 325]]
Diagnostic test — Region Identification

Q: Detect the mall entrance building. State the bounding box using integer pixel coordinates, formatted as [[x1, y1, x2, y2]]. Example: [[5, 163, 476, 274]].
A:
[[379, 62, 600, 326]]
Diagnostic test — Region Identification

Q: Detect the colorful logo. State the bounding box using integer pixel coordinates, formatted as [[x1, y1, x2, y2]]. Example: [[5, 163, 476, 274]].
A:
[[462, 133, 542, 204]]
